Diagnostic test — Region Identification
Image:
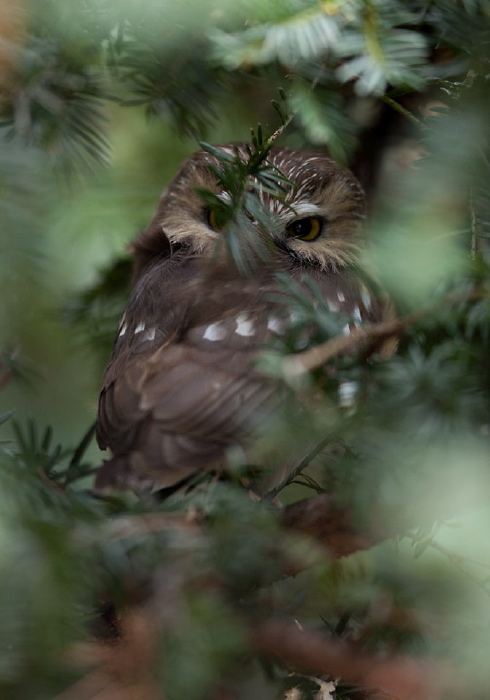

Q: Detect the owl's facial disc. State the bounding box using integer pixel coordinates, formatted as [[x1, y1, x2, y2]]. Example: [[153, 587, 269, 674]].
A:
[[155, 145, 364, 269]]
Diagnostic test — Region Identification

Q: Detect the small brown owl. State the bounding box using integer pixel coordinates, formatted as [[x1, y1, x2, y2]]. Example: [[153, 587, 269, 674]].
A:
[[95, 144, 384, 492]]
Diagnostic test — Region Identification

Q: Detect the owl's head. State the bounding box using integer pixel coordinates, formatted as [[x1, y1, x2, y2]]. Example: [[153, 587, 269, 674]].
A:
[[132, 144, 365, 281]]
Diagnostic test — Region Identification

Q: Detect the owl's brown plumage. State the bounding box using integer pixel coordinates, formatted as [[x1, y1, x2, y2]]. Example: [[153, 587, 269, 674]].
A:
[[96, 145, 383, 491]]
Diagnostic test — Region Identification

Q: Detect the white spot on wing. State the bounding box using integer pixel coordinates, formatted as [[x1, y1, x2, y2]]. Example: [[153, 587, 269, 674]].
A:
[[267, 316, 284, 334], [362, 290, 372, 310], [337, 291, 345, 302], [353, 306, 363, 325], [235, 314, 254, 337], [343, 324, 351, 336], [203, 322, 227, 342], [119, 324, 127, 337], [135, 322, 145, 334], [142, 327, 156, 341], [328, 300, 339, 313]]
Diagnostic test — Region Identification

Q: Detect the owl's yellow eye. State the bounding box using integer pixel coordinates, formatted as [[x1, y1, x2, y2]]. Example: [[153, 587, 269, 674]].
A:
[[286, 217, 322, 241], [207, 209, 224, 231]]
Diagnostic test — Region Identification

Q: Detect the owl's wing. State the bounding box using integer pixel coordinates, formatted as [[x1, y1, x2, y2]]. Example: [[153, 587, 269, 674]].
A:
[[97, 346, 279, 490], [96, 257, 386, 491], [96, 256, 286, 490]]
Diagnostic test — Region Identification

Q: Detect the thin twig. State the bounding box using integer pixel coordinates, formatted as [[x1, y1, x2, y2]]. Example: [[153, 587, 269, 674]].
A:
[[380, 94, 425, 129], [266, 111, 296, 148], [265, 434, 338, 499], [284, 316, 413, 376]]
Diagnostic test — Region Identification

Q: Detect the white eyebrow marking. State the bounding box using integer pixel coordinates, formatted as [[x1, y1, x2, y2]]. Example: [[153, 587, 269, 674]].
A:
[[286, 202, 322, 218], [135, 322, 145, 333], [203, 322, 227, 342], [235, 314, 254, 337], [267, 316, 284, 334], [337, 291, 345, 302], [217, 191, 232, 204], [119, 324, 127, 337], [142, 328, 156, 341]]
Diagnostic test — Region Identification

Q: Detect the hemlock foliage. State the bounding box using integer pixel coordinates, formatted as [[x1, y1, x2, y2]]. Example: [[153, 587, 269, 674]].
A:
[[2, 1, 490, 698]]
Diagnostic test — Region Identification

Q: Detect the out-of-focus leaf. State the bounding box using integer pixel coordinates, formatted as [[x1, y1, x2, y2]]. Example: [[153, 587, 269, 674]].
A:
[[1, 36, 110, 175], [288, 78, 357, 162], [336, 29, 428, 96]]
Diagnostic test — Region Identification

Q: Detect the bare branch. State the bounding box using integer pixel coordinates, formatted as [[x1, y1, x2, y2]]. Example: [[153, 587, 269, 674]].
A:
[[281, 480, 490, 561], [252, 619, 454, 700], [281, 493, 378, 558], [284, 317, 411, 377]]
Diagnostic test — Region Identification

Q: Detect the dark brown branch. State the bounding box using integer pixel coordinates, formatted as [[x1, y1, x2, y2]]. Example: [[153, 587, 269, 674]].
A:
[[59, 612, 163, 700], [281, 476, 490, 560], [281, 493, 379, 558], [252, 619, 454, 700]]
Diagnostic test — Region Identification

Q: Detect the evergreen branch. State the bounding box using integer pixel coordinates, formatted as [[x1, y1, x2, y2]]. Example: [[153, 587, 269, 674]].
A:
[[11, 419, 71, 474], [264, 434, 338, 499], [281, 482, 490, 567], [284, 284, 489, 376], [263, 110, 296, 149], [197, 100, 295, 273], [63, 422, 97, 486], [251, 618, 452, 700], [363, 0, 384, 66], [283, 316, 410, 376]]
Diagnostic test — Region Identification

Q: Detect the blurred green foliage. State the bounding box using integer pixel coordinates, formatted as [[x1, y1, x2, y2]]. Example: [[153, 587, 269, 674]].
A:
[[1, 0, 490, 698]]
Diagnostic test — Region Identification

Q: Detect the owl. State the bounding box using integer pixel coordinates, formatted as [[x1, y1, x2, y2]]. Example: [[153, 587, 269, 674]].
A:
[[95, 144, 384, 493]]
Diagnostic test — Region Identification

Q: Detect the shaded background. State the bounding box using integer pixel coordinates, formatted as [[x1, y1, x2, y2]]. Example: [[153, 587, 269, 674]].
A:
[[1, 1, 490, 698]]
